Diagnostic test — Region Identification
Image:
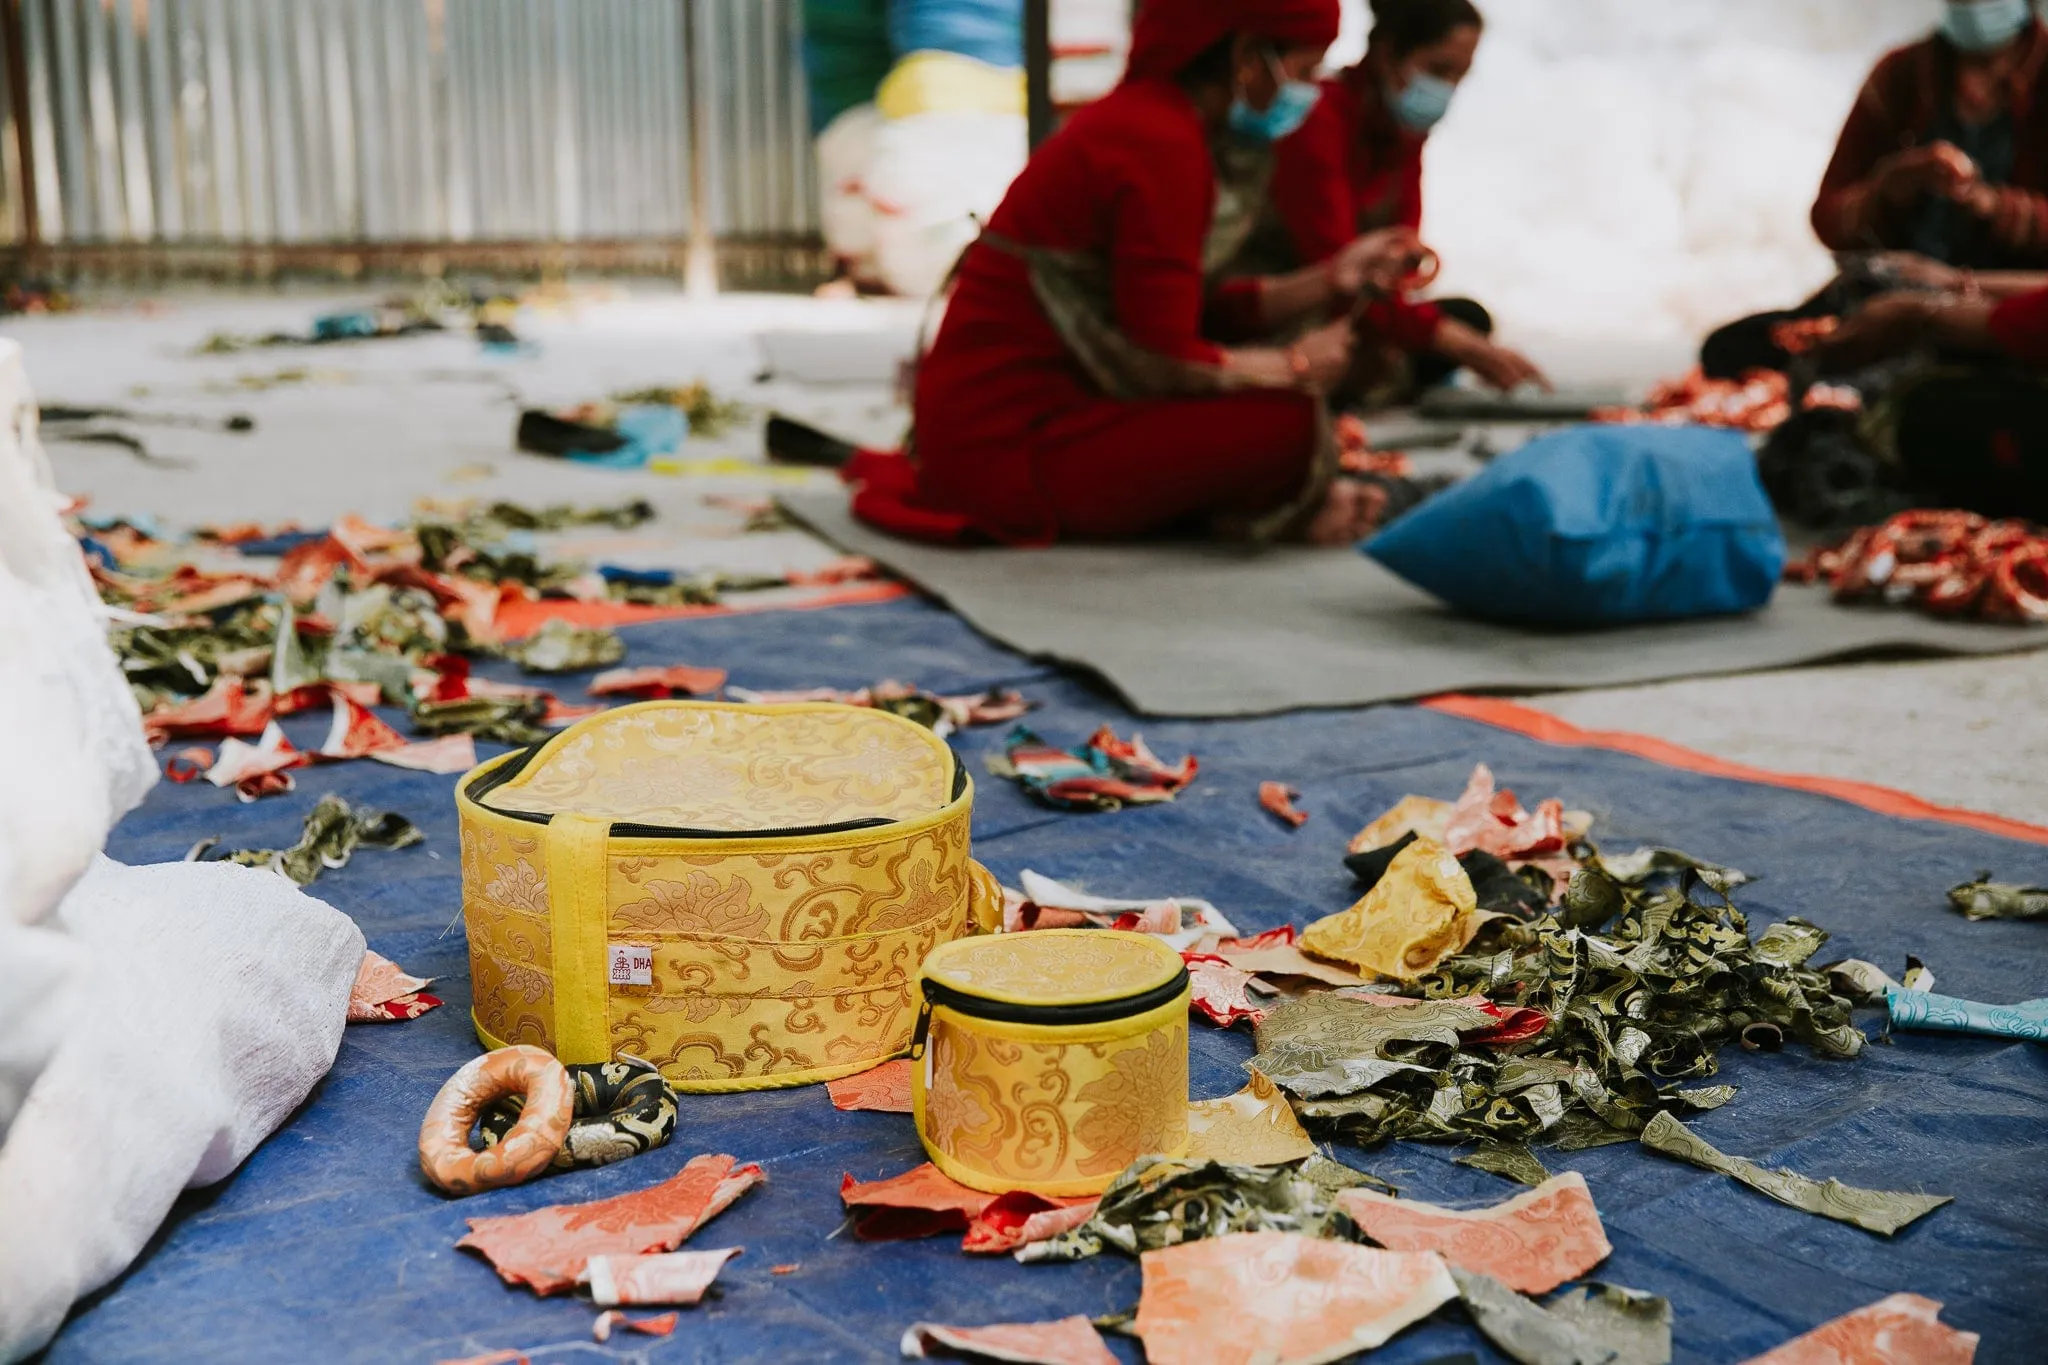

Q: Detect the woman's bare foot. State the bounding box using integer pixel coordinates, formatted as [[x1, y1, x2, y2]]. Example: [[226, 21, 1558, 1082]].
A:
[[1301, 479, 1390, 546]]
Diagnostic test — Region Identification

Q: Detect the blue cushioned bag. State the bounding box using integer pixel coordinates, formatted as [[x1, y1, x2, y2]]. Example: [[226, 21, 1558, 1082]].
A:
[[1363, 424, 1786, 626]]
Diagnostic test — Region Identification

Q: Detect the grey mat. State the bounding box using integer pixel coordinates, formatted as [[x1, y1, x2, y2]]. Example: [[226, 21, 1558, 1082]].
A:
[[784, 488, 2048, 717]]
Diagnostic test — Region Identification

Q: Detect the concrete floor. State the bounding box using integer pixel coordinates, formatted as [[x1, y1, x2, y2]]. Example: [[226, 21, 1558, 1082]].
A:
[[9, 285, 2045, 828]]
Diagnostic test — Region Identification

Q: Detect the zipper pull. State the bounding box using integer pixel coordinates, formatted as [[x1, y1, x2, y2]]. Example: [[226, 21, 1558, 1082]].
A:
[[909, 998, 934, 1059]]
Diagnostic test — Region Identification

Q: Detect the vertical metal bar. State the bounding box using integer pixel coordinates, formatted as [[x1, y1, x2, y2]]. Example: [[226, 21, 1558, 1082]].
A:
[[81, 0, 126, 236], [175, 0, 217, 236], [441, 0, 471, 240], [682, 0, 713, 292], [522, 0, 548, 237], [287, 0, 327, 236], [2, 0, 38, 247], [143, 0, 183, 239], [200, 0, 241, 236], [21, 0, 62, 240], [419, 0, 446, 240], [258, 0, 296, 240], [1025, 0, 1053, 149], [113, 0, 154, 237], [549, 0, 576, 239], [49, 0, 93, 235], [321, 1, 355, 236], [227, 0, 268, 239], [347, 0, 381, 235]]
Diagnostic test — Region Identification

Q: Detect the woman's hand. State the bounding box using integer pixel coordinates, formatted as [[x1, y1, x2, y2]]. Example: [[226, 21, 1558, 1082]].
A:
[[1330, 228, 1432, 296], [1434, 318, 1550, 393], [1810, 292, 1939, 371], [1291, 317, 1357, 391], [1877, 142, 1978, 206], [1866, 252, 1967, 292]]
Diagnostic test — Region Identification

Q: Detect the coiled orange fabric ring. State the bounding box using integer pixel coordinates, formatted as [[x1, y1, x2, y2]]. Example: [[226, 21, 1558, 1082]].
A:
[[418, 1045, 576, 1196]]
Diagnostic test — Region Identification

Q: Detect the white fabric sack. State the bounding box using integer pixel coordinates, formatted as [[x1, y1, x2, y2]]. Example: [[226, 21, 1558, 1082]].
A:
[[0, 336, 155, 1135], [866, 111, 1028, 297], [819, 102, 887, 287], [0, 858, 365, 1362]]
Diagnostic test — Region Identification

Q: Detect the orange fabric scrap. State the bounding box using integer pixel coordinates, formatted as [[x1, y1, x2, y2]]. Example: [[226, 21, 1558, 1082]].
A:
[[318, 693, 408, 759], [204, 721, 308, 801], [961, 1193, 1100, 1255], [346, 950, 432, 1022], [1259, 781, 1309, 829], [456, 1153, 763, 1295], [141, 676, 274, 745], [1786, 509, 2048, 624], [1334, 1170, 1612, 1296], [1132, 1232, 1458, 1365], [587, 1247, 740, 1307], [900, 1316, 1119, 1365], [825, 1059, 914, 1113], [368, 733, 478, 774], [840, 1163, 995, 1241], [587, 664, 730, 700], [591, 1310, 680, 1343], [1741, 1293, 1978, 1365]]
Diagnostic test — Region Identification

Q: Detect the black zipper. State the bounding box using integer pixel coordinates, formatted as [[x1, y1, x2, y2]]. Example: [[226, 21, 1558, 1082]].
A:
[[910, 965, 1192, 1058], [465, 741, 967, 841]]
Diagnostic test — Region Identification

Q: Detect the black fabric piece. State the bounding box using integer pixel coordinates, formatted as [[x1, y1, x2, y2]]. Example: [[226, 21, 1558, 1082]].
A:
[[1758, 408, 1913, 530], [1344, 830, 1420, 889], [1414, 296, 1493, 390], [766, 412, 860, 468], [1891, 369, 2048, 521], [514, 409, 627, 458]]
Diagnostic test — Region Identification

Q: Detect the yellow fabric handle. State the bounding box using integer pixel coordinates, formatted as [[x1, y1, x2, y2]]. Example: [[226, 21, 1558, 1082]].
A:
[[545, 813, 614, 1064]]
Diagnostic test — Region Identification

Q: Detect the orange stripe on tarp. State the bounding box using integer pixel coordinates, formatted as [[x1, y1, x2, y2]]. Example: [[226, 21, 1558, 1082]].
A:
[[1421, 693, 2048, 848], [492, 581, 913, 641]]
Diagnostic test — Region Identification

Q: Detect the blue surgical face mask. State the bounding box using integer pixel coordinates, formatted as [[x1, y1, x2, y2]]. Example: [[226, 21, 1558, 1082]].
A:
[[1943, 0, 2034, 54], [1390, 71, 1457, 133], [1228, 50, 1322, 143]]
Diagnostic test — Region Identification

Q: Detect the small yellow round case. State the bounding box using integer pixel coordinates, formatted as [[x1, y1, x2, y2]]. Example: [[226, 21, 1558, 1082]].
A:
[[911, 930, 1191, 1195], [457, 701, 1001, 1092]]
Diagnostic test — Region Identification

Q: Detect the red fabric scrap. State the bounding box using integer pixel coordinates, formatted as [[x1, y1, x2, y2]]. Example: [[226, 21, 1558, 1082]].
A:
[[840, 1164, 997, 1242], [591, 1311, 679, 1343], [587, 664, 730, 700], [1259, 781, 1309, 829], [960, 1193, 1101, 1255], [825, 1060, 914, 1114], [319, 693, 408, 759], [1787, 509, 2048, 624], [1183, 955, 1270, 1029], [140, 676, 274, 745]]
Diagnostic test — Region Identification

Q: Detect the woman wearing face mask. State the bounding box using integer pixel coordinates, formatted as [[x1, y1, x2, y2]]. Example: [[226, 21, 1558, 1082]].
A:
[[1814, 0, 2048, 267], [1260, 0, 1547, 396], [1702, 1, 2048, 379], [850, 0, 1427, 547]]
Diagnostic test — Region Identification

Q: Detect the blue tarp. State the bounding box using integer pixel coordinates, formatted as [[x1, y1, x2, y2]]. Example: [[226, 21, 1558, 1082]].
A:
[[60, 597, 2048, 1363]]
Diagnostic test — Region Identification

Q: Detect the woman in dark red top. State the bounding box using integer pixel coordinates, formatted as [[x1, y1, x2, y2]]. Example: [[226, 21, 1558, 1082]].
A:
[[859, 0, 1423, 546], [1265, 0, 1544, 393]]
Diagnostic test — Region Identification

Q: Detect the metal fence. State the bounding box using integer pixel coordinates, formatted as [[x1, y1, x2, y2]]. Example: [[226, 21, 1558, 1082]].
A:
[[0, 0, 821, 277]]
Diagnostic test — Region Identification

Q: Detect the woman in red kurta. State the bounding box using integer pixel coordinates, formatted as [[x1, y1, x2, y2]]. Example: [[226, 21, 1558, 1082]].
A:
[[1265, 0, 1544, 393], [858, 0, 1419, 546]]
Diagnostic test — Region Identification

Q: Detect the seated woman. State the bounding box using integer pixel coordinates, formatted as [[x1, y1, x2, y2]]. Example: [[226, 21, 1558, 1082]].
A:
[[1258, 0, 1545, 395], [855, 0, 1426, 547], [1805, 280, 2048, 520], [1704, 0, 2048, 377]]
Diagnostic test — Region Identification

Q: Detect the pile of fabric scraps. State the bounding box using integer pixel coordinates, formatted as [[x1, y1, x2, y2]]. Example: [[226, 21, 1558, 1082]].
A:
[[346, 948, 442, 1022], [85, 497, 847, 797], [1002, 871, 1237, 948], [1592, 368, 1860, 433], [1785, 509, 2048, 623], [196, 282, 515, 354], [186, 793, 422, 886], [729, 682, 1033, 737], [515, 382, 747, 469], [1245, 841, 1867, 1169], [988, 725, 1198, 811]]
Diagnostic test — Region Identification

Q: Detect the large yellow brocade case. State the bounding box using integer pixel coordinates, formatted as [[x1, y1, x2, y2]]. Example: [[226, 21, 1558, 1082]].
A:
[[913, 930, 1192, 1196], [456, 702, 1001, 1091]]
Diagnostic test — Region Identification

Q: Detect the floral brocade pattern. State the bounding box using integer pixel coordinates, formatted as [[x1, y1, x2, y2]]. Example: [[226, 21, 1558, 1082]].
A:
[[481, 707, 955, 830], [923, 1016, 1189, 1188], [462, 766, 987, 1087]]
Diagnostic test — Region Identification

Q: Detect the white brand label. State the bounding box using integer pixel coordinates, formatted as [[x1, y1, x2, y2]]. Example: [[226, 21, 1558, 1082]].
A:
[[608, 943, 654, 987]]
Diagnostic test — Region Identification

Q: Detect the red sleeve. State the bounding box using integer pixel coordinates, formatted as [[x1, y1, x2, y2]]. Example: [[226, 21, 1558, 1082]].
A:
[[1990, 286, 2048, 366], [1203, 279, 1267, 343], [1270, 90, 1357, 266], [1812, 49, 1916, 251], [1103, 122, 1226, 365], [1361, 296, 1443, 353], [1983, 183, 2048, 257]]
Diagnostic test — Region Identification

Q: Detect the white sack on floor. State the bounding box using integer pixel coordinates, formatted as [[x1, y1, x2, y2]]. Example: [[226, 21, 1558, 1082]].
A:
[[1327, 0, 1947, 344], [0, 858, 365, 1363], [819, 103, 888, 286], [867, 111, 1028, 297], [0, 336, 156, 1135]]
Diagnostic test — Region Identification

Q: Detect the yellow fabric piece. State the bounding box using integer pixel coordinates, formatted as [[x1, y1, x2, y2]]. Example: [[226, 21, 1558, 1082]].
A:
[[459, 702, 993, 1091], [1347, 794, 1455, 855], [1301, 837, 1480, 981], [545, 813, 615, 1064], [1184, 1073, 1316, 1166], [876, 51, 1025, 120]]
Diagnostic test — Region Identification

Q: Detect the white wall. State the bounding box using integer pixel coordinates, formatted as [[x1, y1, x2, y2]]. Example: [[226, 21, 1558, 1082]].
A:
[[1337, 0, 1949, 345]]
